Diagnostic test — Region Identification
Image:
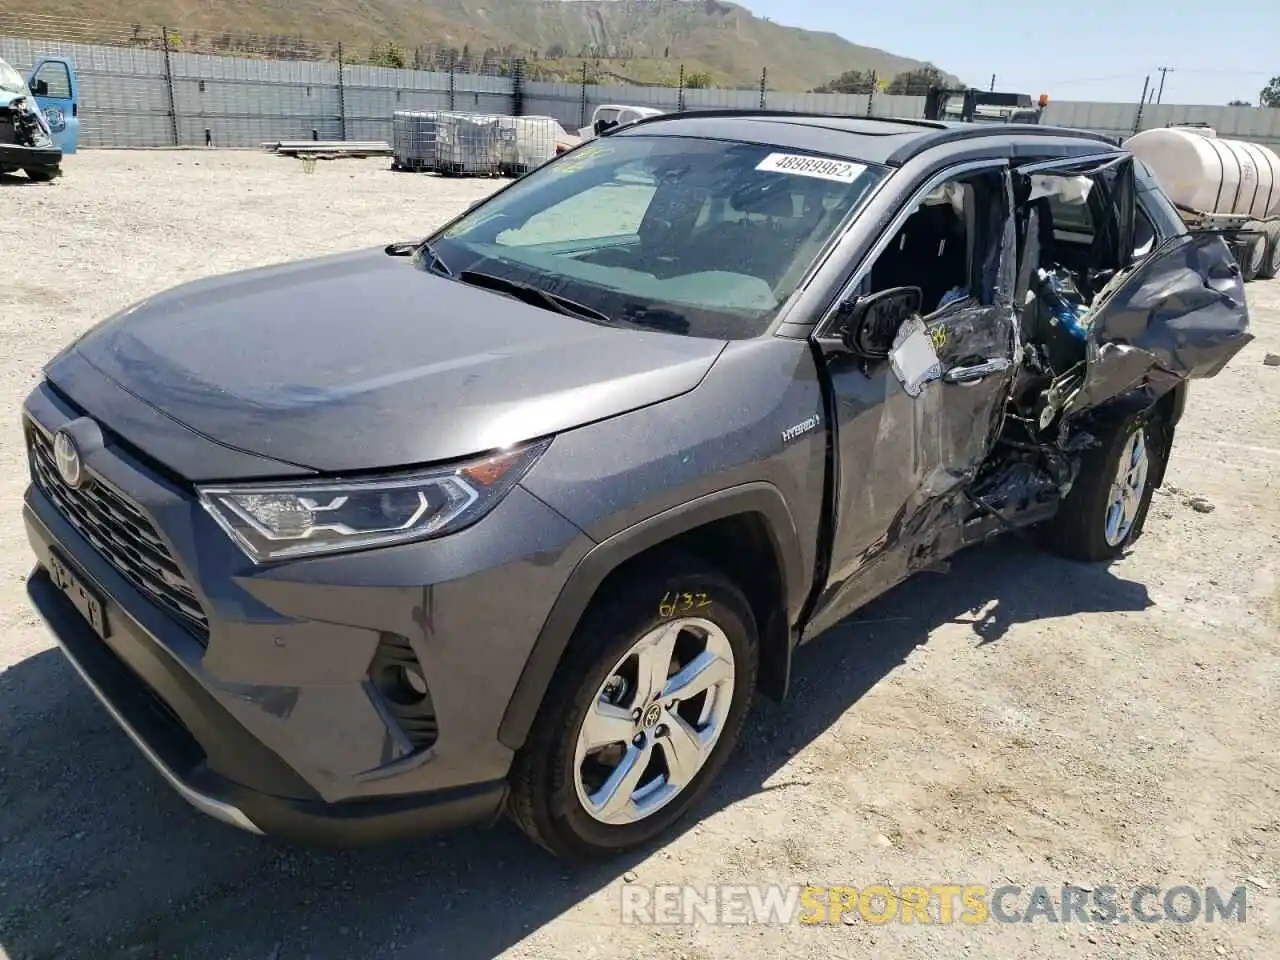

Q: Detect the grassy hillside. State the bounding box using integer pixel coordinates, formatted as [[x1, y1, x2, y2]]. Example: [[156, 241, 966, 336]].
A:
[[0, 0, 957, 91]]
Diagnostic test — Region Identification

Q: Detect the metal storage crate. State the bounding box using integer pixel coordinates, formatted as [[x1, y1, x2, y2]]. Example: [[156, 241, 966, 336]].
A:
[[497, 116, 563, 174], [391, 110, 566, 177], [391, 111, 440, 171], [436, 112, 504, 176]]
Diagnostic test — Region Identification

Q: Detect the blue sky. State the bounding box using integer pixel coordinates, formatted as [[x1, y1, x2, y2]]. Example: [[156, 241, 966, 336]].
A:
[[746, 0, 1279, 105]]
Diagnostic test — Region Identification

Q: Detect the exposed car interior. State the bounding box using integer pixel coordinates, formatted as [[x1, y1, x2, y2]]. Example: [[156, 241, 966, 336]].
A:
[[847, 155, 1163, 526], [868, 186, 972, 311]]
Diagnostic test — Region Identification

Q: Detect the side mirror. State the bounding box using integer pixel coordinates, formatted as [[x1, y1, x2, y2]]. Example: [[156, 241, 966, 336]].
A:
[[839, 286, 923, 358], [29, 78, 49, 96]]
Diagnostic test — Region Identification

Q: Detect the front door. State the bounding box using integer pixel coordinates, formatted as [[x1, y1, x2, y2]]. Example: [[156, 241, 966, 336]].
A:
[[805, 161, 1019, 637], [27, 57, 79, 154]]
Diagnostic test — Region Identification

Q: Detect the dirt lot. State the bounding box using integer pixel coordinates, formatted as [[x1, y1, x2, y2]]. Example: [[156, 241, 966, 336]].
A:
[[0, 150, 1277, 960]]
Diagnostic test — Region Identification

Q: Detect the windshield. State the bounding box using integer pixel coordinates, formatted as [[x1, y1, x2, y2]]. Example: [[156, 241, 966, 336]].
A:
[[428, 134, 889, 339], [0, 60, 29, 96]]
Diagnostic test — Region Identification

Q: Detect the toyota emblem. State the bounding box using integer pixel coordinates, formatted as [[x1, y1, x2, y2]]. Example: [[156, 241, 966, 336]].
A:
[[53, 429, 84, 489]]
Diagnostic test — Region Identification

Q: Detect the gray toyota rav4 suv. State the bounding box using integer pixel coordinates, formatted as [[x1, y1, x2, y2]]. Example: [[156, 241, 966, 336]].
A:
[[23, 112, 1251, 859]]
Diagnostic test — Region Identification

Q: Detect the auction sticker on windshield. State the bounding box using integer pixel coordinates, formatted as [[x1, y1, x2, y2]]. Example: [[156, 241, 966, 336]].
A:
[[756, 153, 867, 183]]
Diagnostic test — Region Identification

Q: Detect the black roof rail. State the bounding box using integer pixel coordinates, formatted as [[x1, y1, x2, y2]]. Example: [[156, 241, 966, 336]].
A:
[[602, 110, 1123, 165], [607, 108, 951, 135], [884, 123, 1122, 164]]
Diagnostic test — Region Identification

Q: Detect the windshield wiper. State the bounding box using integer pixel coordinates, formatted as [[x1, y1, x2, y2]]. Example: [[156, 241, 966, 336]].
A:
[[457, 271, 610, 324], [385, 239, 453, 277], [617, 305, 691, 334]]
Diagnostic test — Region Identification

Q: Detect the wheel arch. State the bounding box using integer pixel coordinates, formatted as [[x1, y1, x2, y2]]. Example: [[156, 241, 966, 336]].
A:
[[497, 482, 806, 751]]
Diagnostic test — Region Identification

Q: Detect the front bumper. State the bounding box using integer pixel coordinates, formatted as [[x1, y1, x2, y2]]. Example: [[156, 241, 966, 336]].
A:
[[0, 142, 61, 170], [22, 380, 592, 842]]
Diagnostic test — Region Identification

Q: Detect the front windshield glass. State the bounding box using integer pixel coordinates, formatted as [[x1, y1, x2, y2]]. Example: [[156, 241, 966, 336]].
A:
[[0, 60, 29, 96], [429, 134, 889, 339]]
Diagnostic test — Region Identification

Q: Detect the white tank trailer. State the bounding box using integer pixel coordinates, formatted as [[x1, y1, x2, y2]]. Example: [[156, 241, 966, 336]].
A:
[[1127, 125, 1280, 281]]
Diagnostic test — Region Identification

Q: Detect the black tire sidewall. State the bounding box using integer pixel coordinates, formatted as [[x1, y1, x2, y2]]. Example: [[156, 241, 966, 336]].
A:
[[1242, 233, 1265, 281], [1045, 411, 1163, 562], [1262, 224, 1280, 279], [518, 561, 758, 858]]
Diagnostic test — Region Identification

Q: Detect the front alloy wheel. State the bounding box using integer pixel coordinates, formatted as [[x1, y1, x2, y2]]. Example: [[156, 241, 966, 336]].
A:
[[508, 557, 758, 860], [574, 617, 736, 825]]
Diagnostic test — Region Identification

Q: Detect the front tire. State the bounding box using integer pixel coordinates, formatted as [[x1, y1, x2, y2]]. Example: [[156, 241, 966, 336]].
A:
[[507, 556, 758, 860], [1042, 412, 1164, 562], [25, 166, 59, 182]]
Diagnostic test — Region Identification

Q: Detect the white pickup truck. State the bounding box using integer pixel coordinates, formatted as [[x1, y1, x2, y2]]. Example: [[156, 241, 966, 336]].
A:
[[576, 103, 665, 141]]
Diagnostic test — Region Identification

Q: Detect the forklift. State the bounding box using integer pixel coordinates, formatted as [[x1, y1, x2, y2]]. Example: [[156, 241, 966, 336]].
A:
[[924, 87, 1049, 124]]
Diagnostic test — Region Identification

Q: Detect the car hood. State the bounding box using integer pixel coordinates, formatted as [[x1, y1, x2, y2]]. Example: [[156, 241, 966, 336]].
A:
[[65, 248, 727, 474]]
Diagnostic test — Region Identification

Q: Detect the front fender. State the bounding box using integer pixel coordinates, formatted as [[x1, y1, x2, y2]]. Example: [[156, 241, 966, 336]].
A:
[[497, 481, 805, 750]]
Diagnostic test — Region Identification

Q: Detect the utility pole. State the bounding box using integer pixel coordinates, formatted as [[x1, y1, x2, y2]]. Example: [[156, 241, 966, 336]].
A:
[[1156, 66, 1173, 104], [1133, 74, 1150, 134], [990, 73, 996, 92]]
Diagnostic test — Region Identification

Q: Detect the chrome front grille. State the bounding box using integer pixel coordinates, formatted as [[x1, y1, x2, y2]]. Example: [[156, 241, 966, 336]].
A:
[[27, 425, 210, 644]]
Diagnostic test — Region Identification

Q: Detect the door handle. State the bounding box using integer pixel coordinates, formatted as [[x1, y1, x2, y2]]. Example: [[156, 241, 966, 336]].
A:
[[943, 358, 1011, 384]]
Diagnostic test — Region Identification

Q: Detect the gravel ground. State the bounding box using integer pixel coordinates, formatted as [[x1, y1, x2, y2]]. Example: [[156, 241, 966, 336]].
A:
[[0, 150, 1278, 960]]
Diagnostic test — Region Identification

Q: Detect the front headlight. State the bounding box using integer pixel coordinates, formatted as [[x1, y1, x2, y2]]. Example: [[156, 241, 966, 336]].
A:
[[198, 440, 549, 562]]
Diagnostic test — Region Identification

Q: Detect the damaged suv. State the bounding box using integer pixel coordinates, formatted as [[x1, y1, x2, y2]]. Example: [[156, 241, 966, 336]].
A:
[[22, 112, 1251, 859], [0, 57, 61, 182]]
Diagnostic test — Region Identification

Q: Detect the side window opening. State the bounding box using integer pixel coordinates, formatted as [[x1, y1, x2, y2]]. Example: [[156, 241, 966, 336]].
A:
[[864, 170, 1006, 315], [32, 60, 72, 99], [1133, 206, 1157, 258], [1047, 191, 1094, 243], [1013, 160, 1135, 380]]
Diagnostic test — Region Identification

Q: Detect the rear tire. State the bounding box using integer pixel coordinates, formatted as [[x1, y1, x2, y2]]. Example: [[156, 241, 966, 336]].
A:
[[1259, 222, 1280, 280], [507, 555, 758, 860], [1041, 411, 1165, 562], [25, 166, 59, 183], [1240, 227, 1266, 282]]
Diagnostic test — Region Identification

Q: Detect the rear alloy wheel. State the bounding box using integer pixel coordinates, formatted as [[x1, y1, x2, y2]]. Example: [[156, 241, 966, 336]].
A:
[[1101, 427, 1151, 548], [1042, 412, 1164, 562], [1259, 222, 1280, 281], [508, 557, 757, 860]]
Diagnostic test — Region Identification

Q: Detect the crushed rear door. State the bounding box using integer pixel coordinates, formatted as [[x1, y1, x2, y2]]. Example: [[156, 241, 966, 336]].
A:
[[1062, 229, 1252, 414], [1012, 153, 1252, 415]]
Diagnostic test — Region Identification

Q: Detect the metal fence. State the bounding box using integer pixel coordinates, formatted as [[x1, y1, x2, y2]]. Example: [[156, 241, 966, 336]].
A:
[[0, 34, 514, 148], [4, 28, 1280, 151], [0, 31, 931, 148]]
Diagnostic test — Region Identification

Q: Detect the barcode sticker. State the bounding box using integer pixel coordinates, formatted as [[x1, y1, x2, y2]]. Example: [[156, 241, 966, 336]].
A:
[[755, 153, 867, 184]]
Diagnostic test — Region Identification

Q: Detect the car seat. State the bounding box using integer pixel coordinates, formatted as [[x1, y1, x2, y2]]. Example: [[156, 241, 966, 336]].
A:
[[870, 200, 968, 311]]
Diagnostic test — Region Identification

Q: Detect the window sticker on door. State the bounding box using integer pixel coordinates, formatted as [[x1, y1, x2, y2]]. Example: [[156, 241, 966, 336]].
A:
[[755, 153, 867, 184]]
